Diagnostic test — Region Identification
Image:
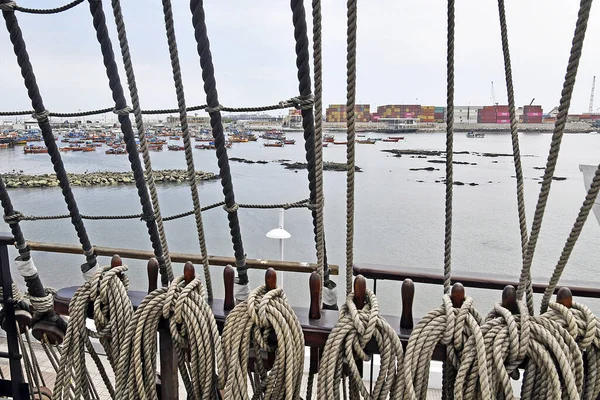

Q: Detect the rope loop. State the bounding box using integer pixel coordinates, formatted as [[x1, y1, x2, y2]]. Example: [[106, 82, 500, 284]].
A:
[[3, 211, 23, 224], [112, 106, 132, 116], [281, 94, 315, 110], [0, 1, 16, 11], [139, 212, 155, 222], [31, 110, 50, 122], [26, 287, 56, 314], [222, 202, 239, 213], [205, 104, 223, 113]]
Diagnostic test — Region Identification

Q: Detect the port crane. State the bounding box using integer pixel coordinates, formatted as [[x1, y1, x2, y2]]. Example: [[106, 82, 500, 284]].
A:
[[589, 76, 596, 113]]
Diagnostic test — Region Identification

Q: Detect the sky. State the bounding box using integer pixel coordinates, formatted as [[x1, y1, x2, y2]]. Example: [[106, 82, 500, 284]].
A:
[[1, 0, 599, 119]]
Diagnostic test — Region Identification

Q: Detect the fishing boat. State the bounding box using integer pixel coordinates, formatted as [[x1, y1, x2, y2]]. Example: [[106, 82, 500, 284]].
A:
[[389, 136, 404, 140], [228, 136, 249, 143], [105, 147, 127, 155], [466, 131, 485, 138], [148, 144, 163, 151], [261, 129, 286, 141], [167, 144, 185, 151], [323, 134, 335, 142], [264, 141, 284, 147], [0, 143, 9, 149], [283, 139, 296, 145], [322, 143, 329, 148], [357, 139, 376, 144], [383, 137, 400, 142], [194, 135, 213, 142], [333, 140, 348, 145], [169, 136, 181, 140], [23, 145, 48, 154]]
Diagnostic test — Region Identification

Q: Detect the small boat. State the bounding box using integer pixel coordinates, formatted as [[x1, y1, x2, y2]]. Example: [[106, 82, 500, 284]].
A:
[[0, 143, 9, 149], [168, 145, 185, 151], [333, 141, 348, 145], [195, 142, 232, 150], [283, 139, 296, 145], [264, 141, 284, 148], [357, 139, 376, 144], [195, 135, 213, 142], [383, 138, 400, 142], [389, 136, 404, 140], [23, 145, 48, 154], [148, 144, 163, 151], [261, 129, 286, 141], [466, 131, 485, 138], [357, 134, 366, 137], [323, 134, 335, 143], [322, 143, 329, 148], [229, 136, 249, 143], [105, 147, 127, 155], [169, 136, 181, 141]]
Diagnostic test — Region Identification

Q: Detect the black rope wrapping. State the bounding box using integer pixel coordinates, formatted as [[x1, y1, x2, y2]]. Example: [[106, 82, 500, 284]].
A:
[[2, 2, 97, 273], [86, 0, 167, 283], [189, 0, 248, 284], [290, 0, 331, 286], [0, 97, 313, 118]]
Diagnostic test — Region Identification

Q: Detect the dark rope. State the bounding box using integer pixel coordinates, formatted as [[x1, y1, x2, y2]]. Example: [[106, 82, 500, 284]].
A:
[[189, 0, 248, 284], [0, 0, 84, 14], [0, 175, 28, 258], [290, 0, 332, 287], [86, 0, 167, 284], [0, 96, 314, 117], [2, 1, 97, 273]]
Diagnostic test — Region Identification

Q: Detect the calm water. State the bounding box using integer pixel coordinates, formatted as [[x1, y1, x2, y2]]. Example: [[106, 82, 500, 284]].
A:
[[1, 131, 599, 316]]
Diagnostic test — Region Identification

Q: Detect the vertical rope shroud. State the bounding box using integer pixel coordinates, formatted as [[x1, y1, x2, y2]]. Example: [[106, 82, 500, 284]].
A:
[[1, 1, 97, 274], [497, 0, 533, 313], [86, 0, 167, 284], [189, 0, 248, 284], [344, 0, 357, 295], [109, 0, 174, 283], [516, 0, 593, 307], [159, 0, 213, 298], [443, 0, 455, 295]]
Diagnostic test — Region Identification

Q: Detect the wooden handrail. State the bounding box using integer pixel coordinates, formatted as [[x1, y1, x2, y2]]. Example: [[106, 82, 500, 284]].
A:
[[353, 263, 600, 298], [0, 234, 338, 275]]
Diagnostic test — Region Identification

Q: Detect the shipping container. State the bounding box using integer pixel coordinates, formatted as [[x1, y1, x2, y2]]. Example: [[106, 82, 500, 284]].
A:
[[496, 119, 510, 124]]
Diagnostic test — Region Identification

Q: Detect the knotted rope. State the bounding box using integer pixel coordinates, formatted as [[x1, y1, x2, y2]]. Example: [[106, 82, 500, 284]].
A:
[[115, 271, 221, 399], [317, 289, 405, 399], [53, 264, 132, 399], [404, 290, 491, 399], [220, 281, 304, 399]]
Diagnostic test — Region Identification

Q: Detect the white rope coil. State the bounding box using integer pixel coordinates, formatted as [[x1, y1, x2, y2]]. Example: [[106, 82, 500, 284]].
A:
[[115, 274, 221, 399], [317, 289, 404, 399], [220, 284, 304, 399]]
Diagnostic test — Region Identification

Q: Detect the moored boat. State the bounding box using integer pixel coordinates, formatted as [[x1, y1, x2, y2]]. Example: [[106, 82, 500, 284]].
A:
[[23, 145, 48, 154], [357, 139, 376, 144], [466, 131, 485, 138], [283, 139, 296, 145], [168, 144, 185, 151], [264, 141, 284, 147]]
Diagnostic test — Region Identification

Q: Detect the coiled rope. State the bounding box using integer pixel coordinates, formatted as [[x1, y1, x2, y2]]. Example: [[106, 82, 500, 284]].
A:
[[115, 264, 221, 399], [53, 263, 132, 399], [404, 286, 490, 400], [317, 280, 405, 399], [220, 270, 304, 399]]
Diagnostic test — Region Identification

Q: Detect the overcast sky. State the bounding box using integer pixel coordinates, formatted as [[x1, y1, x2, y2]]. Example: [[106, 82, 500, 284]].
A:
[[1, 0, 599, 118]]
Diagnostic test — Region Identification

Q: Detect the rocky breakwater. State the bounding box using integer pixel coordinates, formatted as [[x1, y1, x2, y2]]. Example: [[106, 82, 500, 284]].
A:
[[2, 169, 219, 188]]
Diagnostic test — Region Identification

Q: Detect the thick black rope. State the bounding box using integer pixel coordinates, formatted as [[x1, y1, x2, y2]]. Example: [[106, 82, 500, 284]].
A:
[[0, 176, 27, 257], [0, 0, 84, 14], [290, 0, 332, 288], [189, 0, 248, 285], [2, 1, 97, 273], [86, 0, 168, 284], [0, 96, 313, 118]]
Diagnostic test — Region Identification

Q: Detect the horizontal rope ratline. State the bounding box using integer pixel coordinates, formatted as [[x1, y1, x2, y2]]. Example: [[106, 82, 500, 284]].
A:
[[0, 0, 83, 14], [0, 94, 314, 118], [3, 198, 313, 223]]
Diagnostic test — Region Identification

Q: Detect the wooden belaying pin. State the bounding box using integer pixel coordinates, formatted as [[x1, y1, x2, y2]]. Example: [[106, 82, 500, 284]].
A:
[[556, 287, 572, 309], [309, 271, 321, 320], [450, 282, 465, 308], [400, 279, 415, 329], [183, 261, 195, 284], [501, 285, 519, 314], [223, 265, 235, 311], [111, 254, 122, 268], [265, 267, 277, 291], [147, 258, 159, 294], [353, 275, 367, 310]]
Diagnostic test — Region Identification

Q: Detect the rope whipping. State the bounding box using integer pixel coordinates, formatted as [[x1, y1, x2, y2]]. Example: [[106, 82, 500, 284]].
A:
[[189, 0, 249, 288], [86, 0, 169, 285], [516, 0, 593, 309], [109, 0, 173, 283], [1, 1, 98, 277], [404, 291, 491, 400], [159, 0, 213, 298], [115, 271, 222, 399], [53, 265, 132, 399], [443, 0, 455, 295], [344, 0, 357, 295], [290, 0, 333, 304], [311, 0, 331, 307], [317, 289, 405, 399], [497, 0, 532, 309], [540, 163, 600, 313], [220, 283, 304, 399]]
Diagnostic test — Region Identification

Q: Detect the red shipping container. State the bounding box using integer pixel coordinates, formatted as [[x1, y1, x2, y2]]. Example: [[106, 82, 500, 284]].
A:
[[527, 112, 542, 116]]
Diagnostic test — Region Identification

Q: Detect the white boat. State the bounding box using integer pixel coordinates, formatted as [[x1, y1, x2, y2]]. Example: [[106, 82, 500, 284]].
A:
[[579, 164, 600, 226]]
